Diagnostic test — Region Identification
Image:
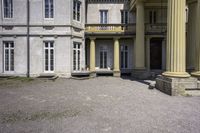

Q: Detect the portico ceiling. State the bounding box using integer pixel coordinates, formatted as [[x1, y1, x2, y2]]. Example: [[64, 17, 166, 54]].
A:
[[130, 0, 197, 10]]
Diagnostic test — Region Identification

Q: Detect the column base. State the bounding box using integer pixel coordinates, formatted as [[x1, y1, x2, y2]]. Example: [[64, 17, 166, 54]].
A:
[[90, 71, 96, 78], [191, 71, 200, 77], [162, 71, 190, 78], [113, 71, 121, 77], [156, 75, 198, 96]]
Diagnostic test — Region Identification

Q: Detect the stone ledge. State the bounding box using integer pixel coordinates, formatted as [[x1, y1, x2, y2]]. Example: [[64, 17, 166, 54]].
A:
[[198, 80, 200, 88]]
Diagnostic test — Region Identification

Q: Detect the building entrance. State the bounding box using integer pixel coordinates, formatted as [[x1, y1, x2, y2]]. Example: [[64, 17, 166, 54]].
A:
[[150, 38, 163, 70]]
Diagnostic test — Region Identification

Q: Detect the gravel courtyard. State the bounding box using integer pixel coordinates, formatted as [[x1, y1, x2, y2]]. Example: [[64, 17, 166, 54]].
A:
[[0, 77, 200, 133]]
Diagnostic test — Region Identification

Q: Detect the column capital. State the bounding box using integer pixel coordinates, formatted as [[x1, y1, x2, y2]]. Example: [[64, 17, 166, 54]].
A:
[[113, 37, 120, 41], [145, 36, 151, 40], [89, 37, 96, 41]]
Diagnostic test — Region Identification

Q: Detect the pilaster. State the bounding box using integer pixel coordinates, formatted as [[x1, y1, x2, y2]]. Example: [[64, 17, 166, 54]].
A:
[[186, 2, 197, 71], [113, 37, 120, 77], [191, 0, 200, 77], [134, 1, 145, 70]]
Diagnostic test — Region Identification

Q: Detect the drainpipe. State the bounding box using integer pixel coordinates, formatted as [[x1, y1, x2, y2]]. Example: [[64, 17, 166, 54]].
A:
[[27, 0, 30, 77]]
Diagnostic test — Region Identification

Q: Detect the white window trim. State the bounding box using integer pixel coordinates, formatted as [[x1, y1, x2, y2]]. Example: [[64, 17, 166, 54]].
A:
[[2, 0, 14, 19], [73, 42, 82, 72], [3, 41, 15, 73], [43, 41, 55, 73], [43, 0, 55, 20], [73, 0, 82, 23]]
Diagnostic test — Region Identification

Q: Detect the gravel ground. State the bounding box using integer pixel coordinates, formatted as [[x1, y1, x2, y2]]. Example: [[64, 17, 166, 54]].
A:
[[0, 77, 200, 133]]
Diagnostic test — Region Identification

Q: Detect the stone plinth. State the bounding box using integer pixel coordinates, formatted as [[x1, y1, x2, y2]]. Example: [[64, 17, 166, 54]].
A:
[[113, 71, 121, 77], [156, 75, 198, 96], [90, 72, 96, 78]]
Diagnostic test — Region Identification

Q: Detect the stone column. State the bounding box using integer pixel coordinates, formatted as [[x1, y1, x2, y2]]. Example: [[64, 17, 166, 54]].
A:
[[186, 3, 197, 71], [113, 37, 120, 77], [192, 0, 200, 77], [134, 1, 145, 70], [89, 37, 96, 74], [162, 0, 190, 78]]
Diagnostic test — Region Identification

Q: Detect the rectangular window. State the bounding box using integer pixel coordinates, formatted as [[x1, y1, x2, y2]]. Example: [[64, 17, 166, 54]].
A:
[[149, 10, 157, 24], [73, 42, 81, 71], [121, 10, 128, 30], [121, 45, 128, 69], [73, 0, 81, 21], [3, 0, 13, 18], [121, 10, 128, 24], [3, 41, 14, 72], [44, 42, 54, 72], [100, 10, 108, 24], [45, 0, 54, 18]]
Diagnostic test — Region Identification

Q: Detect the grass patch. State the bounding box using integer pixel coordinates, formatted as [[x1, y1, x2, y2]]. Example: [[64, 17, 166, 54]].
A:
[[8, 77, 34, 82], [0, 109, 80, 124], [0, 77, 34, 88]]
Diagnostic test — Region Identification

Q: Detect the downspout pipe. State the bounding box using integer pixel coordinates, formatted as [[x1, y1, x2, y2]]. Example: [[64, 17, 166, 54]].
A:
[[27, 0, 30, 77]]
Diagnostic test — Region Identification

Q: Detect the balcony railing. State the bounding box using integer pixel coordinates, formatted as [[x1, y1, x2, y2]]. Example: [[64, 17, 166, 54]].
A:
[[145, 23, 167, 33], [85, 24, 136, 34], [85, 23, 168, 34]]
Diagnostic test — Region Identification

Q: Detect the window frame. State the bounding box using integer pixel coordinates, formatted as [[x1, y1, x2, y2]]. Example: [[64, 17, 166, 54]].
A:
[[2, 0, 13, 19], [73, 42, 82, 72], [44, 0, 54, 19], [73, 0, 82, 22], [149, 10, 157, 24], [3, 41, 14, 73], [43, 41, 55, 73], [100, 10, 108, 24], [99, 45, 108, 69], [120, 45, 129, 69], [121, 10, 129, 24]]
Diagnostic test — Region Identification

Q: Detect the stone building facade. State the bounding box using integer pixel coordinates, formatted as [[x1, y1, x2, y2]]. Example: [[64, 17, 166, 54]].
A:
[[0, 0, 85, 77], [0, 0, 200, 86]]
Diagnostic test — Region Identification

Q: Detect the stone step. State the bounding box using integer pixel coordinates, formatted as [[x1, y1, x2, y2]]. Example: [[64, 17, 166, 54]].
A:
[[185, 90, 200, 96]]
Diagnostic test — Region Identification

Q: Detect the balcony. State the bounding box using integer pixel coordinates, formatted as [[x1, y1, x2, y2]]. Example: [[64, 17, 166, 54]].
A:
[[85, 23, 167, 35], [85, 24, 136, 35], [145, 23, 167, 34]]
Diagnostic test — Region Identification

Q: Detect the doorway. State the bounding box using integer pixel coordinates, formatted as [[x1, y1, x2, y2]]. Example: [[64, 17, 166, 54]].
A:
[[120, 45, 129, 69], [150, 38, 163, 70], [100, 46, 108, 69]]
